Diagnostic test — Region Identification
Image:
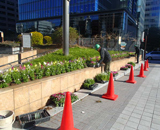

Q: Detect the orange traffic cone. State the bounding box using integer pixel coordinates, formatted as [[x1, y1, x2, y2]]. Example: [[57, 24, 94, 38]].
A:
[[59, 92, 79, 130], [137, 63, 146, 78], [144, 61, 148, 71], [102, 73, 118, 101], [126, 65, 137, 84], [147, 59, 150, 68]]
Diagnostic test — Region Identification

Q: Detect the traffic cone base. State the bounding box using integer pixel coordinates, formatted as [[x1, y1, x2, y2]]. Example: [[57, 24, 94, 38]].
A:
[[102, 94, 118, 101], [59, 128, 78, 130], [137, 75, 146, 78], [126, 79, 137, 84]]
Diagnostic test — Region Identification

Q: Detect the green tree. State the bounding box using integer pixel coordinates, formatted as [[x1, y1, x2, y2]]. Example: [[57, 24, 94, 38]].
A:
[[31, 31, 43, 46], [51, 27, 79, 46], [43, 36, 53, 45]]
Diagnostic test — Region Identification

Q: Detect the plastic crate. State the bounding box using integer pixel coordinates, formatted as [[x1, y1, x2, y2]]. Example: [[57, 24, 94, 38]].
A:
[[18, 109, 50, 129]]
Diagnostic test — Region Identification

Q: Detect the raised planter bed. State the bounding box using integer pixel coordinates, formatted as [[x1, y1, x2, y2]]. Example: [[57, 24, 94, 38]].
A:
[[0, 56, 138, 116]]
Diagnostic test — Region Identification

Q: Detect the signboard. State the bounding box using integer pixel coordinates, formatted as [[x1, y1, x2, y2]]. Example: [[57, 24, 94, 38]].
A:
[[118, 36, 121, 44], [1, 32, 3, 37], [22, 33, 31, 48], [120, 42, 127, 50]]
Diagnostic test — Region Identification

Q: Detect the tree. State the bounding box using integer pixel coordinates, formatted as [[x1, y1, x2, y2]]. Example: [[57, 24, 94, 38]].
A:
[[51, 27, 79, 46], [43, 36, 53, 45]]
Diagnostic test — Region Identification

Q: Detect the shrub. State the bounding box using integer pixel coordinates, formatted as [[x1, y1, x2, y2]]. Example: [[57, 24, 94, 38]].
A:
[[83, 79, 95, 89], [31, 31, 43, 46], [51, 27, 79, 46], [127, 61, 135, 67], [111, 71, 118, 76], [95, 73, 110, 82], [43, 36, 52, 45], [17, 34, 22, 43]]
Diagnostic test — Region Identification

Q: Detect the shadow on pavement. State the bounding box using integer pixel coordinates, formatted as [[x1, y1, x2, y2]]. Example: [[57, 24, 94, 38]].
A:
[[31, 126, 59, 130], [89, 93, 102, 98], [115, 80, 126, 83]]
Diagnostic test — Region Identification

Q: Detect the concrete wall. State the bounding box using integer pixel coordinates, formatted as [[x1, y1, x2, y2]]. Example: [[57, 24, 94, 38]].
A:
[[0, 50, 37, 70], [0, 56, 137, 116]]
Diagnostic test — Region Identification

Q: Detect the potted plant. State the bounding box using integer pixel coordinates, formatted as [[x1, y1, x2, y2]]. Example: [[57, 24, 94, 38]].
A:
[[125, 64, 132, 68], [127, 62, 135, 67], [51, 92, 78, 107], [111, 71, 118, 77], [120, 66, 128, 70], [82, 79, 98, 90], [95, 73, 109, 83]]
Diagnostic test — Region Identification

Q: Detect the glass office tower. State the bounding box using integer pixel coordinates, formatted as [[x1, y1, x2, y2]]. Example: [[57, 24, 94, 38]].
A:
[[17, 0, 138, 40], [144, 0, 160, 29], [18, 0, 112, 21]]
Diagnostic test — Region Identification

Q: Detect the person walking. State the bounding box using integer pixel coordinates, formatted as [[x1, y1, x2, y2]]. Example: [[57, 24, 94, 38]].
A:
[[95, 44, 111, 73], [135, 44, 140, 63]]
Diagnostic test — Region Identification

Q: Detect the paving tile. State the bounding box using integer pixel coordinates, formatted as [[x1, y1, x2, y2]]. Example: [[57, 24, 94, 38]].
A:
[[129, 116, 140, 123], [139, 119, 151, 127], [112, 122, 125, 130], [151, 123, 160, 130], [138, 124, 150, 130], [126, 121, 139, 129], [131, 113, 142, 119], [124, 126, 136, 130]]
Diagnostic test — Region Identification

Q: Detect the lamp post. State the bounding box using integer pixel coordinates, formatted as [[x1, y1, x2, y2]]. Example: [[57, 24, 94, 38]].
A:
[[63, 0, 70, 56], [144, 28, 149, 60]]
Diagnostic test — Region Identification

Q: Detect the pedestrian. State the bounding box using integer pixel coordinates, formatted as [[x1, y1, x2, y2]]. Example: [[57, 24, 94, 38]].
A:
[[94, 44, 111, 73], [135, 44, 140, 63]]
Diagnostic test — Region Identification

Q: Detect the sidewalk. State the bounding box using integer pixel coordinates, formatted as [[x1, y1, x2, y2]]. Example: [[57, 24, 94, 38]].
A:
[[14, 62, 160, 130]]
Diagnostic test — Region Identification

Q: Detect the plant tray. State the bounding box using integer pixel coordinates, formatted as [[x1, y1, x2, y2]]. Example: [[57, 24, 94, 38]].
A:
[[89, 83, 98, 90], [18, 109, 50, 129], [96, 80, 108, 84]]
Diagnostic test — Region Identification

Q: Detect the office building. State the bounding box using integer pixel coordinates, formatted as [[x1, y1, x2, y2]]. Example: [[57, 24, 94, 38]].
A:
[[0, 0, 18, 40], [17, 0, 138, 41], [144, 0, 160, 29], [137, 0, 146, 43]]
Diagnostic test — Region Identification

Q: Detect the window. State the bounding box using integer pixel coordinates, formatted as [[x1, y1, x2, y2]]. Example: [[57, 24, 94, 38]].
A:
[[8, 13, 14, 17], [7, 1, 14, 6], [7, 7, 14, 11]]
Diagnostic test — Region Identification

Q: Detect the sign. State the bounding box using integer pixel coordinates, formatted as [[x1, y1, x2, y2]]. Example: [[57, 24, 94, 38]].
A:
[[118, 36, 121, 44], [141, 32, 144, 42], [1, 32, 3, 37], [120, 42, 127, 50], [22, 33, 31, 48]]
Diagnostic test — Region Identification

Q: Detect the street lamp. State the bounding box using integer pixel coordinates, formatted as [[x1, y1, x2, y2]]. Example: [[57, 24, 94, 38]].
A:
[[63, 0, 70, 56]]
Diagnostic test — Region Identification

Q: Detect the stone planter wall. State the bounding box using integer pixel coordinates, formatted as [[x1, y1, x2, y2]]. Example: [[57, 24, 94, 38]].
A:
[[0, 56, 137, 116], [0, 50, 37, 70]]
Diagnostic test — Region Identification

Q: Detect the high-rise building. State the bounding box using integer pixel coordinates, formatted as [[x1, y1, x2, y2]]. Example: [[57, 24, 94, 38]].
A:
[[17, 0, 138, 42], [0, 0, 18, 40], [144, 0, 160, 29], [137, 0, 146, 43]]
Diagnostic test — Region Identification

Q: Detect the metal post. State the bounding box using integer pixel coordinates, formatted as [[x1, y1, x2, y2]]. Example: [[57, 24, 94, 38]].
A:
[[144, 35, 147, 60], [63, 0, 70, 56]]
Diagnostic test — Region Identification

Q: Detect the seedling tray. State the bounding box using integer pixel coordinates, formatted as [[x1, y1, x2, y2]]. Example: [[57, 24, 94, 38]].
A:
[[18, 109, 50, 129]]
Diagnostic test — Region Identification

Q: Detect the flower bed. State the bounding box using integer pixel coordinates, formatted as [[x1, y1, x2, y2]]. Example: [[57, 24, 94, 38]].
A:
[[82, 79, 98, 90], [120, 66, 129, 70], [51, 92, 78, 107], [111, 71, 118, 77], [0, 47, 134, 88]]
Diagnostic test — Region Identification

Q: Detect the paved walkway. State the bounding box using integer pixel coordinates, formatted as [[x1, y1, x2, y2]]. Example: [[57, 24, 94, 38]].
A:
[[14, 62, 160, 130]]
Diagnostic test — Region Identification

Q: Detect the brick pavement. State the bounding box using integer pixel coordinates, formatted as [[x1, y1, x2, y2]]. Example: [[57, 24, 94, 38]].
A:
[[27, 63, 158, 130]]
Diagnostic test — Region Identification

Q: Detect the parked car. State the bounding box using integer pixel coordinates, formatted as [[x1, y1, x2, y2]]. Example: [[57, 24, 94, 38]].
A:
[[145, 51, 160, 60]]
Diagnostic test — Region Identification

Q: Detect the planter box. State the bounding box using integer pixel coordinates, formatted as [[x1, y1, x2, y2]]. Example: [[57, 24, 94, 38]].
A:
[[0, 56, 137, 116], [82, 83, 98, 90], [18, 109, 50, 129], [95, 80, 108, 84]]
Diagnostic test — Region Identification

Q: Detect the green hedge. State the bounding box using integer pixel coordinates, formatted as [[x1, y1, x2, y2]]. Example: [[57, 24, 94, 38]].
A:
[[44, 36, 53, 45], [31, 31, 43, 46]]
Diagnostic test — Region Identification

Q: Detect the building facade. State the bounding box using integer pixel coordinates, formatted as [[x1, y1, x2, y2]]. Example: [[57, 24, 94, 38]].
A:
[[137, 0, 146, 44], [17, 0, 138, 43], [144, 0, 160, 29], [0, 0, 18, 40]]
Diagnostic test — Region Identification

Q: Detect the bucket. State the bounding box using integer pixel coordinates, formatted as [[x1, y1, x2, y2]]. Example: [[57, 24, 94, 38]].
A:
[[0, 110, 15, 130]]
